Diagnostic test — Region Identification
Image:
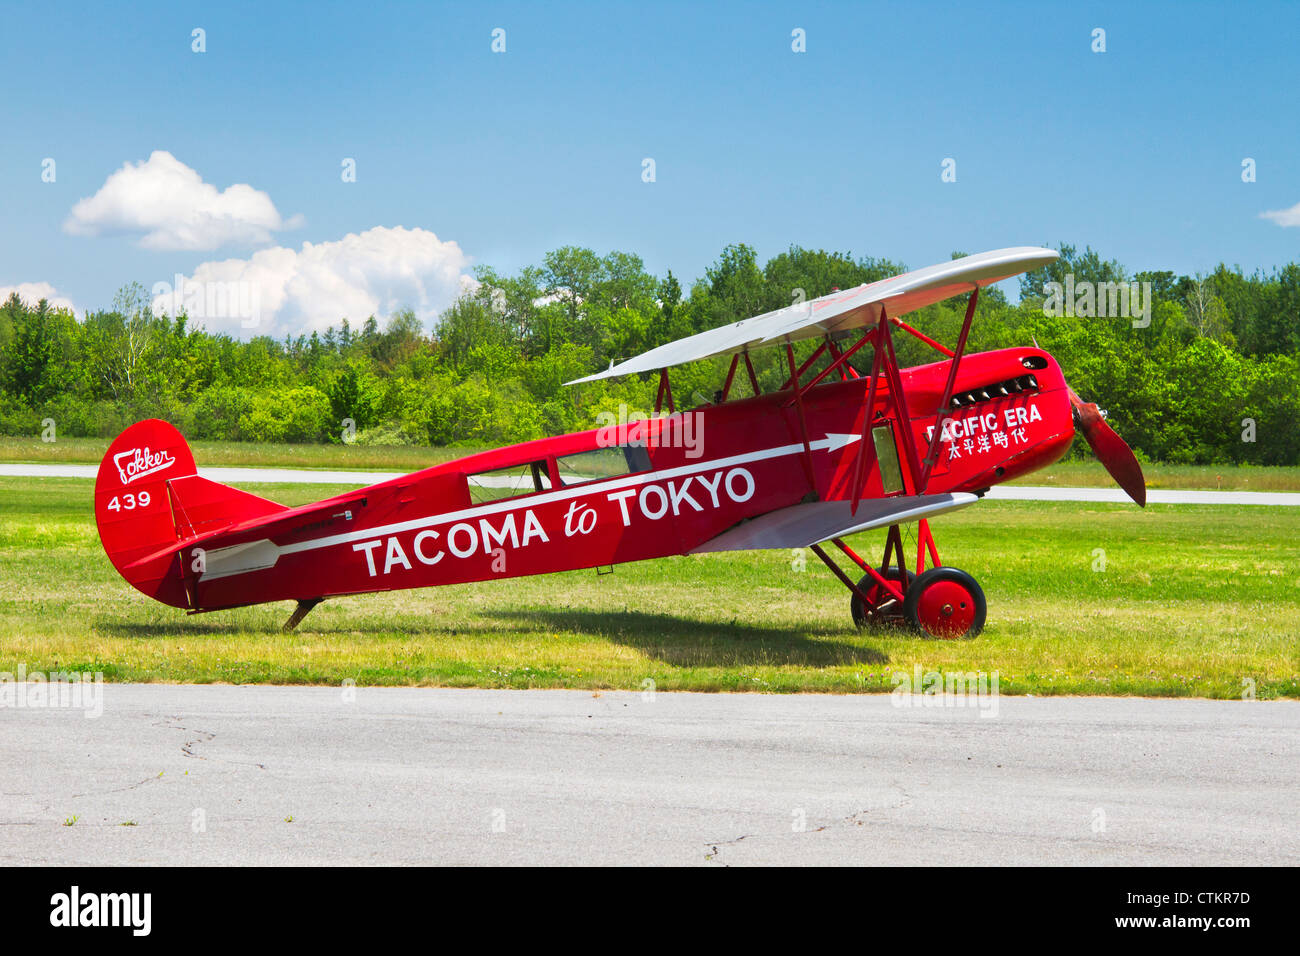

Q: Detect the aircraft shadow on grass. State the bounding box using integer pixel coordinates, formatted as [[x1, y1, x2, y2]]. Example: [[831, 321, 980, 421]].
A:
[[490, 608, 890, 667], [98, 608, 891, 668], [95, 620, 255, 638]]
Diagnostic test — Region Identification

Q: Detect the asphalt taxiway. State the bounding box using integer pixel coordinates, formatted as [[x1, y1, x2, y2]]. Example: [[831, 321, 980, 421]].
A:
[[4, 686, 1295, 865]]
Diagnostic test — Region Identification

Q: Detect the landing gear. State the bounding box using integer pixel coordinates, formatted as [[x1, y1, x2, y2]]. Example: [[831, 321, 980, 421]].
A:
[[849, 567, 914, 629], [902, 567, 985, 639], [814, 520, 986, 638]]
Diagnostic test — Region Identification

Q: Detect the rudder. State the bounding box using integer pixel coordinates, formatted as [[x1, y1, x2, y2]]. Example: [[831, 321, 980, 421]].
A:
[[95, 420, 286, 608]]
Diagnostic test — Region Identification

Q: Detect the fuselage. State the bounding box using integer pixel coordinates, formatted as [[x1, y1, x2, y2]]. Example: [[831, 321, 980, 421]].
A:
[[184, 346, 1074, 610]]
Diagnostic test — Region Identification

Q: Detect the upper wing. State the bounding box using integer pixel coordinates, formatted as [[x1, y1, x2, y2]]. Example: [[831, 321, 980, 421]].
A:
[[688, 492, 978, 554], [567, 246, 1057, 384]]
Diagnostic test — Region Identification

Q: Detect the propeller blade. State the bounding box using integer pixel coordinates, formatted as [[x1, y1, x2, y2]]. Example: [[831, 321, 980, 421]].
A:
[[1066, 387, 1147, 507]]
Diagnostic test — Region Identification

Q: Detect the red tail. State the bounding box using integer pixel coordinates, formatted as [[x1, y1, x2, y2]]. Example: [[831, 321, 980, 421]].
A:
[[95, 420, 287, 608]]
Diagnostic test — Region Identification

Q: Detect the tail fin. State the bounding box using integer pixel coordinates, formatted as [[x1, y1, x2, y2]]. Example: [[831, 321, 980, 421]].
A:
[[95, 419, 287, 608]]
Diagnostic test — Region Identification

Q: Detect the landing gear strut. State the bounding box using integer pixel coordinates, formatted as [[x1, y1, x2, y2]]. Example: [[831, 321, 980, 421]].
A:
[[849, 566, 914, 629]]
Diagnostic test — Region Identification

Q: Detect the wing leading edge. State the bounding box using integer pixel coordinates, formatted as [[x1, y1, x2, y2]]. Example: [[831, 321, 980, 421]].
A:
[[688, 492, 979, 554]]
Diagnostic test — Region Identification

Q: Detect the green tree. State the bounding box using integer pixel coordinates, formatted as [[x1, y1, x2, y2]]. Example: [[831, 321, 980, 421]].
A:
[[3, 297, 61, 401], [704, 243, 766, 325]]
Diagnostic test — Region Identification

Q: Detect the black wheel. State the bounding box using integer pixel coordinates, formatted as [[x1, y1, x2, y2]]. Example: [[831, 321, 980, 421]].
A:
[[850, 566, 915, 629], [902, 566, 986, 639]]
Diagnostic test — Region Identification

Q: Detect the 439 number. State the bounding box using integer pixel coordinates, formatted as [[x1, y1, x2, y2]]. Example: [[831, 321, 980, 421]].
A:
[[107, 491, 152, 512]]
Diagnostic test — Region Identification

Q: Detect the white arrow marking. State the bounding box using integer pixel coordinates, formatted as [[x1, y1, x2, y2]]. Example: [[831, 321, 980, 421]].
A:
[[823, 432, 863, 454]]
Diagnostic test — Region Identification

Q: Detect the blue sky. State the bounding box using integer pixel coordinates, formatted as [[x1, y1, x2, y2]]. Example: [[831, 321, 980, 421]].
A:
[[2, 0, 1298, 335]]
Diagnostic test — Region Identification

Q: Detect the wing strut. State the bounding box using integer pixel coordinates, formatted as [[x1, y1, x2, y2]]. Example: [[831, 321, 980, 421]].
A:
[[811, 332, 873, 385], [849, 323, 886, 515], [780, 341, 829, 391], [720, 354, 740, 400], [877, 309, 926, 493], [742, 351, 760, 395], [654, 368, 675, 414], [890, 315, 955, 357], [918, 288, 979, 490], [784, 342, 817, 490]]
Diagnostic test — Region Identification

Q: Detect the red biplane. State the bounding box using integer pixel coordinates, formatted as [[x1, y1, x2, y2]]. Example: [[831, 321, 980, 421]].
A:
[[95, 247, 1145, 638]]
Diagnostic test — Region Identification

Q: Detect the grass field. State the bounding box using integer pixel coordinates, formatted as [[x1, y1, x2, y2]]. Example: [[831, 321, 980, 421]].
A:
[[4, 435, 1300, 491], [1, 476, 1296, 698], [0, 436, 473, 472]]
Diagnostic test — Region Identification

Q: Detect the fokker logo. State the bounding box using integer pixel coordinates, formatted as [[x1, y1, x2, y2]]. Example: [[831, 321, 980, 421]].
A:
[[113, 446, 175, 485]]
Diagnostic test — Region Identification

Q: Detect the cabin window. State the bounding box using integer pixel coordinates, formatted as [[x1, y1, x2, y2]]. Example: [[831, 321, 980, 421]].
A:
[[556, 445, 652, 486], [872, 425, 905, 495], [466, 461, 552, 504]]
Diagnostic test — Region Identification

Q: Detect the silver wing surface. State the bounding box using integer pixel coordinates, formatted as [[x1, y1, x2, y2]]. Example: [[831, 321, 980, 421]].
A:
[[689, 492, 979, 554], [567, 247, 1057, 384]]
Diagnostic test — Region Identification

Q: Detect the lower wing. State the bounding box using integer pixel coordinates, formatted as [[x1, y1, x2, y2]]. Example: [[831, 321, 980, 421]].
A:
[[689, 492, 979, 553]]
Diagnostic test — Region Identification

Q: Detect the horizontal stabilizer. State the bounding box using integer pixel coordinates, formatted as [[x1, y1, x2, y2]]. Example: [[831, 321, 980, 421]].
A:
[[123, 489, 371, 572], [689, 492, 979, 554], [166, 474, 288, 539]]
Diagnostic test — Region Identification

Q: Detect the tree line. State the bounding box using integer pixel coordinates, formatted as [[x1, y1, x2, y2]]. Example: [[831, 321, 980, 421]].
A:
[[1, 242, 1297, 465]]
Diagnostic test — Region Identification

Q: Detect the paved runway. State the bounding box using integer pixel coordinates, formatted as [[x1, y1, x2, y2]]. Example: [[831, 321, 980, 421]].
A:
[[983, 485, 1300, 506], [3, 686, 1295, 865], [4, 462, 1299, 504]]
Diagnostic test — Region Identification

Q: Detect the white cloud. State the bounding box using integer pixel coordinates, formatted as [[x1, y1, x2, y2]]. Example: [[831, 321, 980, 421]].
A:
[[0, 281, 77, 312], [1260, 202, 1300, 228], [151, 225, 475, 338], [65, 150, 301, 250]]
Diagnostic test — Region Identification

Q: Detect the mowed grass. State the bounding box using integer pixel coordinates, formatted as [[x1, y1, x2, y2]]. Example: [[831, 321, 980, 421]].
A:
[[3, 435, 1300, 491], [1, 476, 1297, 698]]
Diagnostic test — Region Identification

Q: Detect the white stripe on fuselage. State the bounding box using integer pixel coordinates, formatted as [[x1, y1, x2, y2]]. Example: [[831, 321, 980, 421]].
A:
[[200, 432, 862, 581]]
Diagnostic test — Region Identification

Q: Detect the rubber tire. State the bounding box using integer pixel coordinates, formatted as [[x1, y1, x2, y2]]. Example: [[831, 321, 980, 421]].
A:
[[850, 567, 915, 629], [902, 566, 986, 639]]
